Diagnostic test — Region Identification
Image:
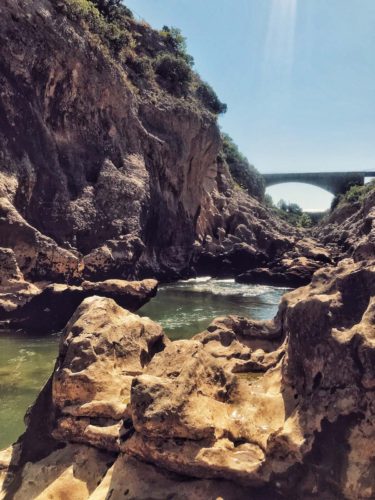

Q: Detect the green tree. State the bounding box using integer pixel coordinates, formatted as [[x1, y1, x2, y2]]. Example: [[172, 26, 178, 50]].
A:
[[221, 133, 265, 200], [89, 0, 133, 20], [196, 81, 227, 115], [277, 199, 288, 211], [160, 26, 194, 66], [154, 54, 193, 95], [287, 203, 303, 216], [264, 193, 274, 208], [298, 213, 313, 228]]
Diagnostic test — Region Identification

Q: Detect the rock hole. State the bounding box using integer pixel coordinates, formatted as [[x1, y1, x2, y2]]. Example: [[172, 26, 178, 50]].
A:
[[147, 336, 166, 361], [313, 372, 322, 390]]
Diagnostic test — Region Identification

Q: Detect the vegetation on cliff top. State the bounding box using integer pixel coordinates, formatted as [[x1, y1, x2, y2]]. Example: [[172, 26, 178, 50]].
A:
[[331, 180, 375, 211], [61, 0, 227, 116], [221, 133, 264, 200], [265, 196, 313, 228], [61, 0, 265, 202]]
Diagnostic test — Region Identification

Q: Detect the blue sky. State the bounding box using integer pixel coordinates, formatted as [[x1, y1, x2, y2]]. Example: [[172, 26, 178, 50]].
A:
[[125, 0, 375, 210]]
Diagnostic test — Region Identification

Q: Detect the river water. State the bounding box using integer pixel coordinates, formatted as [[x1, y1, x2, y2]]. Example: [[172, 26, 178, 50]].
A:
[[0, 278, 289, 449]]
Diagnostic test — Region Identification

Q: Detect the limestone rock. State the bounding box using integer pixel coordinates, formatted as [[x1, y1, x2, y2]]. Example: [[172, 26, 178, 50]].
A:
[[52, 296, 169, 449], [0, 0, 222, 282], [237, 237, 333, 287], [315, 189, 375, 261], [0, 248, 41, 312], [194, 314, 285, 373], [294, 237, 332, 263], [81, 278, 158, 310], [125, 259, 375, 498], [82, 236, 145, 281], [10, 444, 114, 500], [0, 248, 23, 285], [4, 444, 264, 500], [2, 259, 375, 499], [195, 161, 297, 277], [0, 198, 81, 282], [236, 257, 321, 287], [125, 338, 286, 483], [0, 278, 157, 332]]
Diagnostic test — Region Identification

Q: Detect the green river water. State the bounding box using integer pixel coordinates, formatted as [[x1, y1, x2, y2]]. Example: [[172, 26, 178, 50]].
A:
[[0, 278, 289, 449]]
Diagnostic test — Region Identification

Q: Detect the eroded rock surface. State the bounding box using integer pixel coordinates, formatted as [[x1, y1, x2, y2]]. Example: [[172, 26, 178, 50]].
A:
[[0, 0, 309, 284], [194, 161, 297, 277], [0, 0, 220, 282], [0, 278, 157, 332], [126, 259, 375, 498], [315, 189, 375, 262], [2, 258, 374, 499], [237, 237, 333, 287], [0, 198, 81, 282], [52, 296, 169, 451], [0, 247, 41, 312]]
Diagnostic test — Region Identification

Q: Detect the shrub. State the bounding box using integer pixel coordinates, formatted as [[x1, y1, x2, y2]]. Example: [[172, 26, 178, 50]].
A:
[[298, 213, 313, 228], [330, 194, 342, 211], [264, 193, 274, 208], [330, 180, 375, 212], [268, 200, 317, 227], [89, 0, 133, 21], [196, 81, 227, 115], [63, 0, 132, 54], [64, 0, 103, 26], [277, 200, 302, 216], [154, 54, 193, 95], [104, 22, 131, 52], [126, 55, 152, 78], [345, 184, 364, 203], [160, 26, 194, 67], [221, 133, 265, 199]]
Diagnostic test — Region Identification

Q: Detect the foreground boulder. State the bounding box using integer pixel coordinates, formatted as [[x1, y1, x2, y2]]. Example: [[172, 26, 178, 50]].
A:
[[0, 278, 158, 333], [52, 296, 169, 451], [126, 259, 375, 497], [1, 259, 374, 499]]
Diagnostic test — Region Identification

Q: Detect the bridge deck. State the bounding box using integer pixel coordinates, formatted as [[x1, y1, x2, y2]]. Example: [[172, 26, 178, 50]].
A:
[[263, 171, 375, 178], [262, 171, 375, 195]]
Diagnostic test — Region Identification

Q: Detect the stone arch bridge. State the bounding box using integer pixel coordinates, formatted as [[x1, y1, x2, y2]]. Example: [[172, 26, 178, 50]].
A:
[[263, 171, 375, 196]]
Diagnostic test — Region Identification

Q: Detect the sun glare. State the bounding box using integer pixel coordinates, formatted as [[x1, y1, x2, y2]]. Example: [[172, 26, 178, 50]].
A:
[[263, 0, 298, 81]]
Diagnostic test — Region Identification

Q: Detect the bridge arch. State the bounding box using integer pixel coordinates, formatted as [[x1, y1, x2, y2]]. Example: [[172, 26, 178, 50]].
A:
[[266, 182, 334, 212], [262, 171, 375, 196], [264, 177, 336, 195]]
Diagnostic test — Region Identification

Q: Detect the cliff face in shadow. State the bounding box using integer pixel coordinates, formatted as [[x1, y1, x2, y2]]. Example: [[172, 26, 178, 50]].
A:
[[0, 0, 220, 280], [0, 0, 298, 283]]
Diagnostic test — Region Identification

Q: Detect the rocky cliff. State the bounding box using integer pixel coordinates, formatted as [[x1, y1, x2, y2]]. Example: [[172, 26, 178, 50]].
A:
[[0, 0, 300, 284], [315, 184, 375, 262], [1, 2, 374, 498]]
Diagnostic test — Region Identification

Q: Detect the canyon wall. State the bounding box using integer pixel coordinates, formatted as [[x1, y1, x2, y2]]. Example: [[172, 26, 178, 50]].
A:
[[0, 0, 296, 283]]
